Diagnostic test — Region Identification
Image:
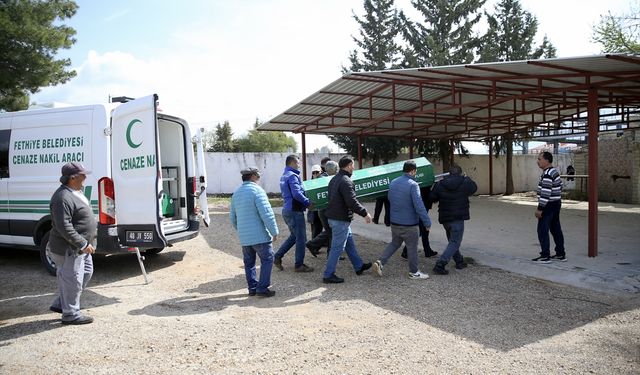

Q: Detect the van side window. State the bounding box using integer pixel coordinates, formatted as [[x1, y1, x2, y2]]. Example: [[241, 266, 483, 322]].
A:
[[0, 129, 10, 178]]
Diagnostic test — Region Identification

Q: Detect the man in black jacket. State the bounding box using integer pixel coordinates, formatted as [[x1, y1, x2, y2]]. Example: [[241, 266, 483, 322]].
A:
[[322, 157, 372, 283], [430, 164, 477, 275]]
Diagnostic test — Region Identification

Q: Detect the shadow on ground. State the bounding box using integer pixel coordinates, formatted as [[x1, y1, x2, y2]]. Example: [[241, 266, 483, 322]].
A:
[[146, 207, 640, 352]]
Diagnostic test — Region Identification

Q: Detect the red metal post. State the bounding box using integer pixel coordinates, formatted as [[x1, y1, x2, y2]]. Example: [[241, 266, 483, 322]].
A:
[[357, 136, 363, 169], [488, 139, 493, 195], [587, 89, 598, 257], [301, 132, 307, 179]]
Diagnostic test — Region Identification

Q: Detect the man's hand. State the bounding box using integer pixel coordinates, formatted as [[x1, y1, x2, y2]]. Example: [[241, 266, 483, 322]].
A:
[[535, 209, 543, 219], [83, 244, 95, 254], [272, 235, 277, 242], [364, 213, 372, 224], [424, 225, 431, 232]]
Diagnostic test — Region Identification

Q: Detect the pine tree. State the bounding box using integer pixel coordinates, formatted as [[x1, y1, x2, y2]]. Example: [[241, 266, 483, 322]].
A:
[[212, 121, 235, 152], [331, 0, 406, 166], [0, 0, 78, 111], [399, 0, 485, 170], [478, 0, 557, 195]]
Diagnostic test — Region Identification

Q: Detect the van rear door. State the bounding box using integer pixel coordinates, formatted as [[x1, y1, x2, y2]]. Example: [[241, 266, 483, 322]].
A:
[[110, 94, 166, 249], [195, 128, 210, 227]]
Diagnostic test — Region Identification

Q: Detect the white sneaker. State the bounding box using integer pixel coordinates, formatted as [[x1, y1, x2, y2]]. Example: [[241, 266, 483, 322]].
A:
[[409, 271, 429, 279], [372, 260, 383, 277]]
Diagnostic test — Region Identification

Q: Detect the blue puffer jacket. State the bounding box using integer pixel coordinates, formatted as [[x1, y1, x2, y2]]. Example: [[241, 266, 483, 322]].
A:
[[388, 174, 431, 227], [230, 181, 279, 246], [280, 166, 310, 211]]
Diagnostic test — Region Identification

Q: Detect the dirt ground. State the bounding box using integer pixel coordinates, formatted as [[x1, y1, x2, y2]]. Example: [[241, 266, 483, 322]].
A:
[[0, 201, 639, 374]]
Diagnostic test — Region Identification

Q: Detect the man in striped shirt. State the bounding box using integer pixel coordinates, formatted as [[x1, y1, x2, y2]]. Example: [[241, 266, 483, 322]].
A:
[[532, 151, 566, 264]]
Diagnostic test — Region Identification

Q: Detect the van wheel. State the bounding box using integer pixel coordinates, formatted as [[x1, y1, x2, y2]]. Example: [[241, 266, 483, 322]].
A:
[[144, 248, 163, 255], [39, 232, 57, 276]]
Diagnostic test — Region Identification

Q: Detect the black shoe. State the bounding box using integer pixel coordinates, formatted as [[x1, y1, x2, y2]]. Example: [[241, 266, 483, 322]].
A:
[[551, 254, 567, 262], [532, 256, 551, 264], [248, 290, 257, 296], [401, 247, 408, 259], [425, 250, 438, 258], [455, 261, 468, 270], [274, 257, 283, 271], [356, 262, 372, 275], [323, 274, 344, 284], [62, 315, 94, 325], [372, 218, 379, 224], [49, 306, 62, 314], [255, 290, 276, 297], [306, 243, 320, 257], [294, 264, 314, 273], [432, 263, 449, 275]]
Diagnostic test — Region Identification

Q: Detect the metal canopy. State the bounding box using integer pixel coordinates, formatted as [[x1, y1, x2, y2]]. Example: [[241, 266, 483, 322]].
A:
[[259, 54, 640, 140]]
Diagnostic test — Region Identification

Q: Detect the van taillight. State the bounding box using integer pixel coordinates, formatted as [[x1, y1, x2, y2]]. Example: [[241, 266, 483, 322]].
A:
[[98, 177, 116, 225], [191, 176, 197, 195]]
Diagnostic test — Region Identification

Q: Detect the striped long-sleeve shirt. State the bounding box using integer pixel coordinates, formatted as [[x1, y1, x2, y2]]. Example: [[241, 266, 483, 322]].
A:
[[537, 166, 562, 210]]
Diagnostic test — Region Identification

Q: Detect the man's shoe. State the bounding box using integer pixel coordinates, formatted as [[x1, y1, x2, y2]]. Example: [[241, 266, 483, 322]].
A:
[[372, 260, 383, 277], [455, 261, 468, 270], [372, 218, 379, 224], [248, 290, 257, 296], [432, 262, 449, 275], [255, 290, 276, 297], [551, 254, 567, 262], [409, 271, 429, 279], [49, 306, 62, 314], [306, 243, 320, 258], [356, 262, 372, 275], [274, 257, 283, 271], [294, 264, 314, 273], [425, 250, 438, 258], [323, 274, 344, 284], [62, 315, 93, 325], [532, 256, 551, 264]]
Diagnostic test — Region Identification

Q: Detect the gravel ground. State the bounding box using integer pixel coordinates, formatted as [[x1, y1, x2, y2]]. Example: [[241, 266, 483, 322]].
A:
[[1, 201, 639, 374]]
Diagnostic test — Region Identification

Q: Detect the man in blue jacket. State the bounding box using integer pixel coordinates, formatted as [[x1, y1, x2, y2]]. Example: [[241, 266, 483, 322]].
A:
[[372, 160, 431, 279], [430, 164, 477, 275], [230, 167, 279, 297], [274, 155, 314, 273]]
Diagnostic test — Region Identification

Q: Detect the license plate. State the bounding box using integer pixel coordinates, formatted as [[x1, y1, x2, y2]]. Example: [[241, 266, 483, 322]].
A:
[[126, 231, 154, 243]]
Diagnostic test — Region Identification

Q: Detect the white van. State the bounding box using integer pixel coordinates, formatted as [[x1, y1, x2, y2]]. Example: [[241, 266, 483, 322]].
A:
[[0, 94, 210, 274]]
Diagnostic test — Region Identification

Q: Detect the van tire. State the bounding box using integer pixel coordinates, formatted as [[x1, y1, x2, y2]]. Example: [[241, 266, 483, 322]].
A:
[[39, 231, 57, 276], [144, 248, 163, 255]]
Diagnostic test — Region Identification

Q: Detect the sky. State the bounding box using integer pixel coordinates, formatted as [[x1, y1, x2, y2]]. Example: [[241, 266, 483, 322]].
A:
[[31, 0, 635, 154]]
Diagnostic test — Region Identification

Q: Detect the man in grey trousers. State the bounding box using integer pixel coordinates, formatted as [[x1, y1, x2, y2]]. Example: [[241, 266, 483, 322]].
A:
[[49, 162, 97, 325], [372, 160, 431, 279]]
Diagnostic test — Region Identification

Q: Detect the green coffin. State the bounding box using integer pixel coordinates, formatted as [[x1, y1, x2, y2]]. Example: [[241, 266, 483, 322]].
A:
[[303, 157, 435, 210]]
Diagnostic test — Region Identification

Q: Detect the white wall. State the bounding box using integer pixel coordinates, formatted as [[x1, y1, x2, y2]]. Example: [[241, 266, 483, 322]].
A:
[[203, 152, 573, 195]]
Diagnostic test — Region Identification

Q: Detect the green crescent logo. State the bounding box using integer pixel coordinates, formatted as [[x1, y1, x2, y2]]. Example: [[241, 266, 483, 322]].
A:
[[126, 119, 142, 148]]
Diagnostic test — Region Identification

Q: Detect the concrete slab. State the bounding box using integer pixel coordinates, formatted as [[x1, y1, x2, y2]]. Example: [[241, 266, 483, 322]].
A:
[[345, 195, 640, 296]]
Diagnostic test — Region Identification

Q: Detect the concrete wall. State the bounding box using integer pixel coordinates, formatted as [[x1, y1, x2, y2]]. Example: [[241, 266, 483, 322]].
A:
[[573, 130, 640, 204], [202, 152, 572, 195]]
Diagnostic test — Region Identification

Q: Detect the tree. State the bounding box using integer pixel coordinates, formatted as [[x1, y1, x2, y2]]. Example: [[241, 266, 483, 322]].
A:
[[200, 127, 216, 152], [478, 0, 557, 195], [235, 119, 297, 153], [212, 121, 235, 152], [593, 4, 640, 53], [0, 0, 78, 112], [332, 0, 406, 166], [399, 0, 484, 170]]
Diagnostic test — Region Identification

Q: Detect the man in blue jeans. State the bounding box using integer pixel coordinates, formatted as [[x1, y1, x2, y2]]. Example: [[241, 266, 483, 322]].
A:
[[274, 155, 314, 273], [230, 167, 279, 297], [322, 156, 372, 283], [532, 151, 566, 264], [430, 164, 477, 275]]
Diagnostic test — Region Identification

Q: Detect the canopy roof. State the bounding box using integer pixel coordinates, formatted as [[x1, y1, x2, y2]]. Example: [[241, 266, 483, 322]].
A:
[[259, 54, 640, 141]]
